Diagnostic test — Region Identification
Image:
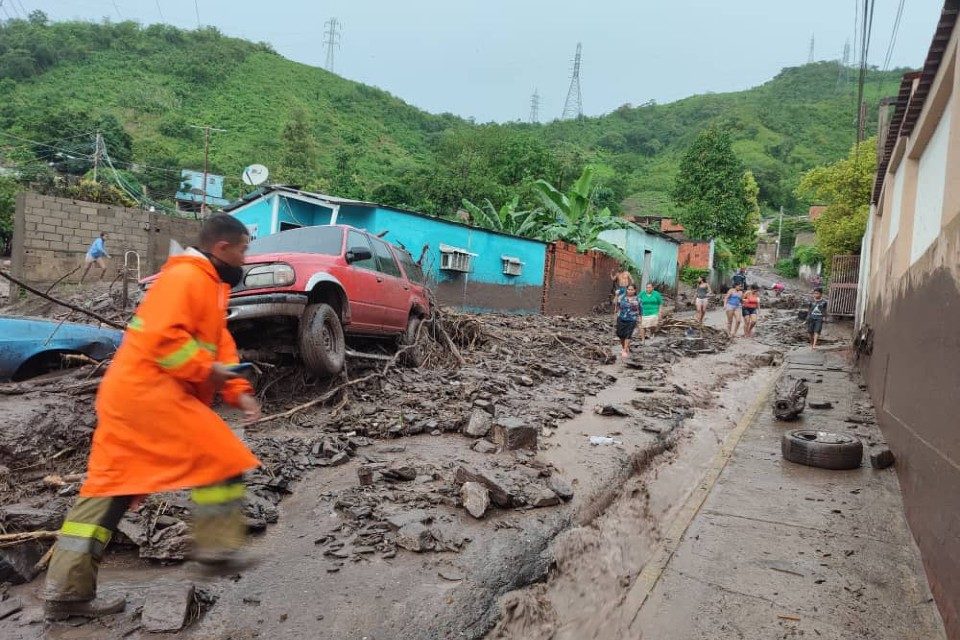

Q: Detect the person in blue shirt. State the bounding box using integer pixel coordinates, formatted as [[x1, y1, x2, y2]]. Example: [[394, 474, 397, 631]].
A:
[[614, 284, 640, 359], [80, 232, 111, 283]]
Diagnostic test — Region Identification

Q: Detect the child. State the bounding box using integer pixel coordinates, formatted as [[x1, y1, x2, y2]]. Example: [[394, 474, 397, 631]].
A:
[[615, 284, 640, 358], [807, 287, 828, 347]]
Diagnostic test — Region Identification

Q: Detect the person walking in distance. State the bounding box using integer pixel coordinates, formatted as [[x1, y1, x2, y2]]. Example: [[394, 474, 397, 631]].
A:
[[723, 283, 744, 338], [741, 284, 761, 338], [614, 283, 640, 359], [731, 267, 747, 289], [807, 287, 828, 348], [638, 282, 663, 342], [694, 276, 711, 326], [80, 232, 111, 283], [43, 215, 262, 621]]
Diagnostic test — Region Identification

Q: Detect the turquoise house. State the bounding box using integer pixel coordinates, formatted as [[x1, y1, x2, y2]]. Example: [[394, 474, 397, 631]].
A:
[[599, 227, 680, 289], [225, 186, 548, 313]]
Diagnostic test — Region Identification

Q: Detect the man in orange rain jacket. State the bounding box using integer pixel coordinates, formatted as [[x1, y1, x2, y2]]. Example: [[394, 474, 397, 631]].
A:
[[43, 214, 262, 621]]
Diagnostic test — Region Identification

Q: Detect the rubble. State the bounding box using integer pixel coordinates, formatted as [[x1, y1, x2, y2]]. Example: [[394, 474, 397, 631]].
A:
[[464, 409, 492, 438], [472, 440, 498, 454], [0, 542, 45, 585], [547, 476, 574, 501], [461, 482, 491, 519], [870, 448, 896, 469], [396, 522, 433, 552], [0, 597, 23, 621], [492, 418, 538, 451], [141, 584, 196, 633]]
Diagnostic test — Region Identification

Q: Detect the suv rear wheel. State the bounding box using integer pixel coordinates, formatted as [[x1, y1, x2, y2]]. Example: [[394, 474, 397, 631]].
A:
[[298, 303, 345, 376], [398, 315, 425, 368]]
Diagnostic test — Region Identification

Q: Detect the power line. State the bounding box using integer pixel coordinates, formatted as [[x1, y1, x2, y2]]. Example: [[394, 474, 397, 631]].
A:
[[14, 0, 27, 16], [193, 0, 201, 27], [0, 1, 15, 20], [880, 0, 906, 72], [561, 42, 583, 120], [111, 0, 122, 20], [155, 0, 164, 21], [323, 18, 341, 72], [855, 0, 876, 144]]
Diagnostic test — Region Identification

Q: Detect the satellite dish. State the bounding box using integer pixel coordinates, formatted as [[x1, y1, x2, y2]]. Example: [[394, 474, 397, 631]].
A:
[[242, 164, 269, 186]]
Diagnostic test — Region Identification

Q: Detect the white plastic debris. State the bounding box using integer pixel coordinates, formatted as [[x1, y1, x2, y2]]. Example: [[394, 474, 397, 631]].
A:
[[588, 436, 621, 446]]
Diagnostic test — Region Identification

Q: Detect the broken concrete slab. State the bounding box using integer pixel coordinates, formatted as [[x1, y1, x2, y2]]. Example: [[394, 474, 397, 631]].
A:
[[870, 448, 895, 469], [461, 482, 490, 519], [492, 417, 538, 451], [141, 584, 195, 633], [463, 409, 492, 438], [396, 522, 433, 552]]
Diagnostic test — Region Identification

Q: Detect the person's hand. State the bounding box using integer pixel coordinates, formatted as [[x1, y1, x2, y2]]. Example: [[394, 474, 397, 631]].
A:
[[209, 362, 238, 389], [236, 393, 262, 423]]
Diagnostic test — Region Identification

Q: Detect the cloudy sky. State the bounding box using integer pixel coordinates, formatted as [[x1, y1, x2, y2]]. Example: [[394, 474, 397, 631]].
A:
[[20, 0, 947, 122]]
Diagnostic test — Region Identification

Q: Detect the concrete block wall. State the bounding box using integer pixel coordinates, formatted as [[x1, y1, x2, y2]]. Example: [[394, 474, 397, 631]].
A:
[[541, 241, 619, 315], [678, 241, 711, 270], [11, 192, 201, 283]]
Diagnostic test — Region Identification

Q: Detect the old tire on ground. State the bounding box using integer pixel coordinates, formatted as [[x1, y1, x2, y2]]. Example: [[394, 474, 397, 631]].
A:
[[781, 430, 862, 470], [399, 316, 425, 368], [298, 303, 345, 376]]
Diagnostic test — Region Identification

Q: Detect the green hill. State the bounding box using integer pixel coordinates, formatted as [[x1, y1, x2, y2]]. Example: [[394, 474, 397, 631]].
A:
[[0, 14, 905, 219]]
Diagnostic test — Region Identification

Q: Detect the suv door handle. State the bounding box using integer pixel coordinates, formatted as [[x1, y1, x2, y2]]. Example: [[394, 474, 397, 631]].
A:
[[402, 285, 410, 290], [376, 277, 383, 283]]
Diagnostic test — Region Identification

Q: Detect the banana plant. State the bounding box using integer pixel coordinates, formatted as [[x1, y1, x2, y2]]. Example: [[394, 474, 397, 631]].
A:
[[461, 195, 545, 238]]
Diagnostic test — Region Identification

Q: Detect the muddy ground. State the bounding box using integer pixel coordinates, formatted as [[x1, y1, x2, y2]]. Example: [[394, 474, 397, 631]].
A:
[[0, 275, 856, 638]]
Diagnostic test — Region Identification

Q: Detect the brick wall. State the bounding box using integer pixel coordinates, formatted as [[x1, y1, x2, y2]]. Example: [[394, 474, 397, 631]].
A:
[[11, 192, 201, 283], [677, 241, 711, 269], [541, 241, 620, 315], [661, 218, 685, 233]]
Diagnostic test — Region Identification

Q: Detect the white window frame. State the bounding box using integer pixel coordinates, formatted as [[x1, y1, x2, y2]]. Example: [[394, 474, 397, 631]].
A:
[[439, 244, 476, 273], [501, 255, 523, 276]]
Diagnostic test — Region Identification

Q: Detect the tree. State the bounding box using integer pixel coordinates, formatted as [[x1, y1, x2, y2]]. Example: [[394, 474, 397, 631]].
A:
[[460, 195, 544, 237], [532, 166, 640, 268], [725, 170, 761, 263], [794, 138, 875, 262], [671, 126, 755, 243], [278, 107, 319, 187], [0, 176, 17, 256]]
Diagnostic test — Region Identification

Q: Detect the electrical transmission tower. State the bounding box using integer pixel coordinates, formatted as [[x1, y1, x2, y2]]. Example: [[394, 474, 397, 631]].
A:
[[837, 38, 851, 89], [808, 34, 815, 63], [529, 89, 540, 123], [561, 43, 583, 120], [323, 18, 341, 72]]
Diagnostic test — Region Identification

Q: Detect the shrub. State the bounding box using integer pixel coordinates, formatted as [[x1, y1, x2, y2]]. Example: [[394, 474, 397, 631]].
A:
[[775, 258, 799, 278], [679, 266, 710, 287], [792, 244, 823, 267]]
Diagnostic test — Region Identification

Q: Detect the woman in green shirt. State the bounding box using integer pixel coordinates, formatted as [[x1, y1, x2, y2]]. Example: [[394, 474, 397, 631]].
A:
[[638, 282, 663, 342]]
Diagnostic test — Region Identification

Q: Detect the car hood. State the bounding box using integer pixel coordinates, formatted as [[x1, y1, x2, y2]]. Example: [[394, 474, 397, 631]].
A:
[[0, 316, 124, 380]]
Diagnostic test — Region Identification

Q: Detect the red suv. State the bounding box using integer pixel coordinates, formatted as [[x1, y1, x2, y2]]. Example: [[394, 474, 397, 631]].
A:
[[226, 225, 431, 376]]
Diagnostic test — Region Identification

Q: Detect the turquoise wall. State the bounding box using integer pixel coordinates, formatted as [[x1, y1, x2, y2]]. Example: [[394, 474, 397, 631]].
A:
[[232, 197, 273, 240], [599, 228, 679, 287]]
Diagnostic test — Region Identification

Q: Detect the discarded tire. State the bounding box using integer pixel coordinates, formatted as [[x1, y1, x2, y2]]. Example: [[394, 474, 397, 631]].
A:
[[781, 430, 862, 470], [298, 302, 345, 377]]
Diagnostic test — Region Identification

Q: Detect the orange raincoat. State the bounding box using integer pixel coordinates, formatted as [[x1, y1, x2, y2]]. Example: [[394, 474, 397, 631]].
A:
[[80, 251, 260, 497]]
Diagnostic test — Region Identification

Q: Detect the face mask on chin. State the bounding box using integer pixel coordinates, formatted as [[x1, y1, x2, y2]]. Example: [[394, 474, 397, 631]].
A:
[[199, 250, 244, 287]]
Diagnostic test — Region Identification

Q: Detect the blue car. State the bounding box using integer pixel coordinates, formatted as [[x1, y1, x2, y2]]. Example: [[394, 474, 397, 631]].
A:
[[0, 316, 123, 382]]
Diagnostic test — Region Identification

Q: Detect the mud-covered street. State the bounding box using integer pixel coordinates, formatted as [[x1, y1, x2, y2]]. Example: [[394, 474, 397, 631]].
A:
[[0, 280, 945, 640]]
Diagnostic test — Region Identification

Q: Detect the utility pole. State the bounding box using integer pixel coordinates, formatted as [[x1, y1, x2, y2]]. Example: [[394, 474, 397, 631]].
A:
[[529, 89, 540, 123], [323, 18, 341, 72], [808, 34, 815, 63], [92, 131, 102, 183], [775, 206, 784, 261], [561, 43, 583, 120], [856, 100, 868, 143], [188, 124, 227, 217]]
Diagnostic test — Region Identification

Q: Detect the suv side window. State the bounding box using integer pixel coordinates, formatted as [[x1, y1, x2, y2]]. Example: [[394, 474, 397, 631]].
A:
[[346, 231, 378, 271], [370, 238, 403, 278], [397, 250, 425, 284]]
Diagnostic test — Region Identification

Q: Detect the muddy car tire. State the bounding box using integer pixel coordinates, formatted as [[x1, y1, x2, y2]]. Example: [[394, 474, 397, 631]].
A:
[[298, 303, 345, 376], [398, 316, 425, 368], [781, 430, 862, 470]]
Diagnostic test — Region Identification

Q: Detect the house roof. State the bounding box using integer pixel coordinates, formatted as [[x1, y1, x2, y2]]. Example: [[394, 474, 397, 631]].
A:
[[873, 0, 959, 203]]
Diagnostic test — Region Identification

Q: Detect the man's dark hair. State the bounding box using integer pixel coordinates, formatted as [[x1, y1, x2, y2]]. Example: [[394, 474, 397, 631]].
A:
[[814, 287, 824, 294], [99, 232, 106, 238], [199, 214, 249, 248]]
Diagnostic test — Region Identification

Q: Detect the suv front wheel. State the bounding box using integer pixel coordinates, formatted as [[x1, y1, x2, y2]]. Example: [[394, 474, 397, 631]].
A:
[[298, 303, 346, 376], [398, 315, 426, 368]]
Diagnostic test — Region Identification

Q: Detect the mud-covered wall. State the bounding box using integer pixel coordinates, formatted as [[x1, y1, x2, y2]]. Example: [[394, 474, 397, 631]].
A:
[[861, 214, 960, 638], [11, 192, 201, 283], [541, 241, 620, 316]]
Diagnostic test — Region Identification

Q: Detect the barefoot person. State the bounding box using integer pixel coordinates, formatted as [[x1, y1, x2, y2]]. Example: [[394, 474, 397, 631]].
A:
[[615, 283, 640, 358], [807, 287, 828, 348], [724, 283, 744, 337], [638, 282, 663, 342], [694, 276, 711, 326], [43, 215, 262, 621], [741, 284, 761, 338], [80, 232, 110, 283]]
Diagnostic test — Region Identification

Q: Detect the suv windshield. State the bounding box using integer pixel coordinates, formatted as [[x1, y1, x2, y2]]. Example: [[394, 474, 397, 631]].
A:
[[248, 226, 343, 256]]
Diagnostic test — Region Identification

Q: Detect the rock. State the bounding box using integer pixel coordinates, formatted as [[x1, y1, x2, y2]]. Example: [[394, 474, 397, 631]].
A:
[[0, 542, 45, 585], [396, 522, 433, 552], [594, 404, 632, 417], [567, 404, 583, 414], [517, 375, 535, 387], [141, 584, 195, 633], [870, 448, 895, 469], [463, 409, 492, 438], [438, 566, 465, 581], [330, 451, 350, 466], [492, 417, 538, 451], [384, 509, 430, 532], [547, 476, 574, 501], [357, 466, 375, 486], [472, 439, 497, 454], [808, 399, 834, 409], [460, 482, 490, 519], [845, 414, 873, 424], [473, 399, 496, 416], [381, 462, 417, 482], [0, 505, 62, 532], [139, 521, 191, 561], [0, 596, 23, 620], [454, 465, 518, 507], [527, 487, 561, 508]]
